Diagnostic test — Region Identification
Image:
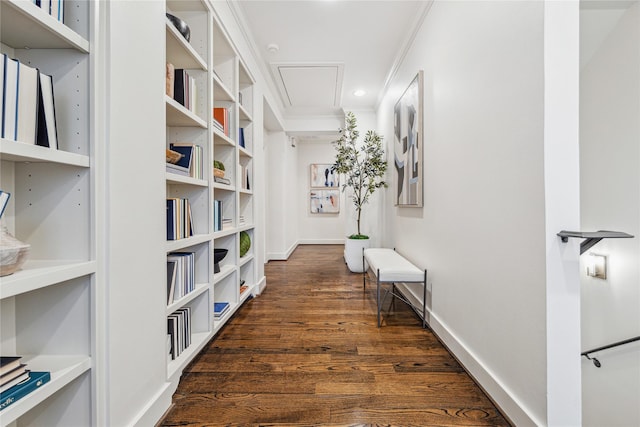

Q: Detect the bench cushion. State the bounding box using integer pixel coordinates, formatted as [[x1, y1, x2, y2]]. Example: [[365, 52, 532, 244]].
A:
[[364, 248, 424, 282]]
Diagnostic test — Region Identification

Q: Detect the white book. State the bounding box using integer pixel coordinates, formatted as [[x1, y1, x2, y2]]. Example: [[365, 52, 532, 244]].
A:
[[16, 62, 39, 145], [2, 56, 19, 140], [50, 0, 59, 20], [40, 0, 51, 15]]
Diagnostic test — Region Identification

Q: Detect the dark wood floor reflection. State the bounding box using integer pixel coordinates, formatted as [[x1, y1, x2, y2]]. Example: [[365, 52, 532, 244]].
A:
[[159, 244, 510, 426]]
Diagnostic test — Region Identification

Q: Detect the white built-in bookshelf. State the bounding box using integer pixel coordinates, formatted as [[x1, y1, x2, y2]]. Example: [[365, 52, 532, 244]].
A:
[[0, 0, 96, 425], [164, 0, 257, 381]]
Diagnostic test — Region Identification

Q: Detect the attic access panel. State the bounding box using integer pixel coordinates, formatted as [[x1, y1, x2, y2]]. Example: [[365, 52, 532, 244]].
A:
[[271, 63, 344, 108]]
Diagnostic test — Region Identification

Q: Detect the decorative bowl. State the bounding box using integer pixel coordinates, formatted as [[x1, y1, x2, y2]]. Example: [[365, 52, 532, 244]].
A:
[[0, 227, 30, 277], [213, 248, 228, 273], [166, 13, 191, 42]]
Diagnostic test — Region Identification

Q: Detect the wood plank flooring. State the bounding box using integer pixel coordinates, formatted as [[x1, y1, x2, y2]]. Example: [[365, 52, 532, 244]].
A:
[[159, 244, 510, 426]]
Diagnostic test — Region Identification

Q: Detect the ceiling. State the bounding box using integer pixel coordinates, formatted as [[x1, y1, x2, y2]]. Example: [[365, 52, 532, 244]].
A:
[[233, 0, 429, 119]]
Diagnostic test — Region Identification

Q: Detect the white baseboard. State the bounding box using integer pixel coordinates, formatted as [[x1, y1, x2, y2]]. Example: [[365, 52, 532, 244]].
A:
[[255, 275, 267, 294], [298, 239, 345, 245], [394, 283, 540, 427], [131, 381, 174, 427], [267, 241, 299, 261]]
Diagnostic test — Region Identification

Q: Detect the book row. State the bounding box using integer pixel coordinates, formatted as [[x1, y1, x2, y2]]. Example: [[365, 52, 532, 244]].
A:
[[167, 308, 191, 361], [213, 107, 229, 137], [0, 356, 51, 411], [167, 252, 196, 305], [166, 63, 198, 114], [213, 200, 232, 232], [167, 143, 203, 180], [1, 54, 58, 149], [33, 0, 65, 23], [166, 198, 194, 241]]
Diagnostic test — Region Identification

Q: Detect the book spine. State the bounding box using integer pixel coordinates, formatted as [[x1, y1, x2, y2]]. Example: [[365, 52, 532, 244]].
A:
[[0, 371, 51, 410]]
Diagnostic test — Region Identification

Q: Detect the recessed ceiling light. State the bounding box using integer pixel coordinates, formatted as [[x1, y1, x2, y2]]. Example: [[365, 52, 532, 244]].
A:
[[353, 89, 366, 97]]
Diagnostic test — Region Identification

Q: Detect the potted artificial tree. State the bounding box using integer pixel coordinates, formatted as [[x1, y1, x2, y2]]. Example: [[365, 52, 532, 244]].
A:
[[333, 111, 387, 272]]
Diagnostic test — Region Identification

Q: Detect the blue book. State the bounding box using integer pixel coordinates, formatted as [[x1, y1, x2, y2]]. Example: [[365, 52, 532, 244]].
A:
[[0, 371, 51, 410], [238, 127, 245, 148], [169, 144, 193, 170], [214, 302, 230, 317]]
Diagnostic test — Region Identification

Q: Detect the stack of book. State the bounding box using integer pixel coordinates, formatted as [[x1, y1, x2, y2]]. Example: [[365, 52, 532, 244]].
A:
[[167, 307, 191, 361], [0, 356, 51, 410], [166, 252, 196, 305], [222, 218, 233, 230], [214, 302, 230, 319], [166, 198, 194, 240], [240, 279, 248, 295], [239, 215, 246, 226], [213, 107, 229, 136], [1, 54, 58, 149], [214, 175, 231, 185]]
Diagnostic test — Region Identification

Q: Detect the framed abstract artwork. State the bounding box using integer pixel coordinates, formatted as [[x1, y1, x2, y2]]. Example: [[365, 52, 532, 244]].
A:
[[394, 71, 423, 207], [310, 163, 339, 188], [310, 189, 340, 214]]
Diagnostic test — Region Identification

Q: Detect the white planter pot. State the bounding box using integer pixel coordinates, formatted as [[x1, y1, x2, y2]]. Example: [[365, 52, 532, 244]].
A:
[[344, 237, 370, 273]]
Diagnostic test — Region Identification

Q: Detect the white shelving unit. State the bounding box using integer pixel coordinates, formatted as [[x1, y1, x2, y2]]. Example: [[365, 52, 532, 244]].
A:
[[163, 0, 259, 383], [0, 1, 96, 425], [164, 0, 213, 380]]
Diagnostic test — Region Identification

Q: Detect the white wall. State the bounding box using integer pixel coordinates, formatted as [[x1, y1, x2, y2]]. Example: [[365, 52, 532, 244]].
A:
[[580, 3, 640, 426], [265, 130, 299, 259], [297, 141, 346, 243], [377, 1, 572, 424]]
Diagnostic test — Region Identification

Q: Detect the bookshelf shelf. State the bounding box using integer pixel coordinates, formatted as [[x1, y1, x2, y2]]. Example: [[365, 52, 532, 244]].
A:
[[166, 331, 210, 379], [213, 228, 237, 239], [213, 302, 238, 330], [166, 96, 208, 128], [165, 21, 207, 71], [239, 146, 253, 159], [0, 354, 91, 425], [166, 282, 210, 315], [238, 104, 252, 122], [213, 72, 235, 102], [0, 0, 89, 52], [213, 128, 235, 146], [166, 234, 211, 252], [165, 173, 208, 187], [0, 139, 90, 167], [213, 264, 236, 284], [213, 182, 236, 192], [0, 261, 96, 299], [239, 254, 255, 268]]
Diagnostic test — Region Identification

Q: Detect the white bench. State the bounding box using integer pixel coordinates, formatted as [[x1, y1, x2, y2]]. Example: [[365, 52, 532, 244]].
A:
[[363, 248, 427, 328]]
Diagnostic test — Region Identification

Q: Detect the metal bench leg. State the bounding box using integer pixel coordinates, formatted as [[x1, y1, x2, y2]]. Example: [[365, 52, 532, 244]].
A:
[[423, 269, 427, 329], [377, 270, 381, 328], [362, 249, 366, 289]]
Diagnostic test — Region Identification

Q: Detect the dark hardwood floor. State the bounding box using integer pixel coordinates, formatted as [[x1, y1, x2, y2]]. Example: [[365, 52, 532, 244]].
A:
[[159, 244, 510, 426]]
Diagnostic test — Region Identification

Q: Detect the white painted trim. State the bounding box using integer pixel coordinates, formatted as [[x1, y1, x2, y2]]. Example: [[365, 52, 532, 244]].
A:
[[394, 284, 541, 427], [266, 241, 299, 261], [376, 0, 434, 109], [255, 275, 267, 295], [131, 382, 174, 427], [298, 239, 345, 245]]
